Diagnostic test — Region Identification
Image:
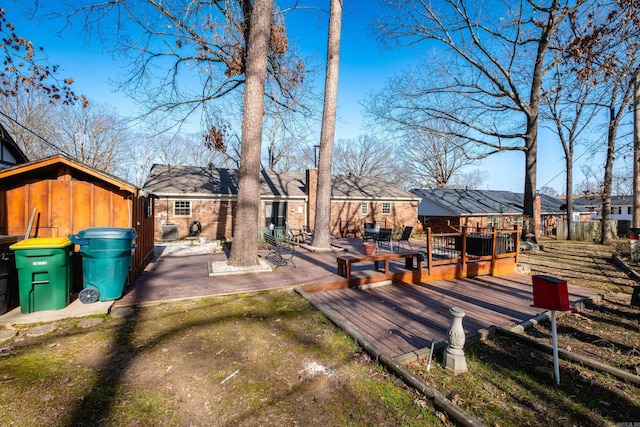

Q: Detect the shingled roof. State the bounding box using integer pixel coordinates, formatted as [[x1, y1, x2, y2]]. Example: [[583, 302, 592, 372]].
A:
[[331, 174, 420, 201], [411, 188, 566, 216], [144, 165, 307, 199], [144, 165, 420, 201]]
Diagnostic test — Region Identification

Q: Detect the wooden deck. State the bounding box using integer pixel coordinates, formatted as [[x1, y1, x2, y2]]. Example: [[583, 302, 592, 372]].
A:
[[300, 273, 600, 363], [114, 238, 601, 366]]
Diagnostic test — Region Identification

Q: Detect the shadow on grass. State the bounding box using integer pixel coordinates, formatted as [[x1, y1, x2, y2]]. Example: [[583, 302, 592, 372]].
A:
[[459, 338, 640, 425]]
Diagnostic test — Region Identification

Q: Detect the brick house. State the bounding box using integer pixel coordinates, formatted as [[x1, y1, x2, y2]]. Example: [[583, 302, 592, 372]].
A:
[[143, 165, 421, 241], [411, 188, 566, 236]]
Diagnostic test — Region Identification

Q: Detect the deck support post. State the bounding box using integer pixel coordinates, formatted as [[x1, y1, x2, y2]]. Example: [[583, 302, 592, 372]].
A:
[[443, 307, 468, 375]]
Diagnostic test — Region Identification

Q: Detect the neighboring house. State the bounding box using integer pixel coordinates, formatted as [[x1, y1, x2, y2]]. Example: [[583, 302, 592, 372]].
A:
[[0, 123, 29, 169], [0, 154, 155, 290], [411, 188, 567, 235], [573, 195, 634, 221], [143, 165, 421, 241]]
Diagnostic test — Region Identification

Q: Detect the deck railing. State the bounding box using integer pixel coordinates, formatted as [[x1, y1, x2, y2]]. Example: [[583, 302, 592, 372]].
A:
[[425, 226, 520, 274], [258, 226, 286, 242]]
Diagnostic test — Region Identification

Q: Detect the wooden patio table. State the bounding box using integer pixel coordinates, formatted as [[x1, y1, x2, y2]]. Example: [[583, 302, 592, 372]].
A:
[[337, 251, 421, 280]]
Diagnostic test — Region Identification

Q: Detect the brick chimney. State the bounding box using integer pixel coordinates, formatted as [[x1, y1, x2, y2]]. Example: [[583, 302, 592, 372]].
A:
[[306, 168, 318, 230]]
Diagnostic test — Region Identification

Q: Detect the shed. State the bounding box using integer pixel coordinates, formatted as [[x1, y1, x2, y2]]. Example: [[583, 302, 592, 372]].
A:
[[0, 154, 155, 289]]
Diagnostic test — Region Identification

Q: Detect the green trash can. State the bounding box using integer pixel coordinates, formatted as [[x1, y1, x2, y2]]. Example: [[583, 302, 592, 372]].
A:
[[69, 227, 137, 304], [10, 237, 73, 314]]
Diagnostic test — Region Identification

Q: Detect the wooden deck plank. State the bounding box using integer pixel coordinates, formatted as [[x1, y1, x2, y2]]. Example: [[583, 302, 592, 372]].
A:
[[316, 288, 438, 355], [311, 289, 416, 355], [344, 288, 442, 349], [302, 273, 603, 360], [370, 284, 507, 334]]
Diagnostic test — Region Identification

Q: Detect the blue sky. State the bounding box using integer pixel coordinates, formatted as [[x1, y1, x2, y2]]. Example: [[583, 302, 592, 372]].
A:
[[5, 1, 609, 194]]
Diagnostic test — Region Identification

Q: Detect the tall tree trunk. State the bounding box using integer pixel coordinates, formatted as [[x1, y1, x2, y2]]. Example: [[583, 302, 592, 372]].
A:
[[523, 129, 538, 238], [633, 72, 640, 229], [566, 151, 574, 240], [601, 107, 616, 244], [311, 0, 342, 249], [229, 0, 273, 267]]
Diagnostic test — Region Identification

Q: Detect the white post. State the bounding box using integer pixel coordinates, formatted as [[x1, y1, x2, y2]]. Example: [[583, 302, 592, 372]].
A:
[[551, 310, 560, 385]]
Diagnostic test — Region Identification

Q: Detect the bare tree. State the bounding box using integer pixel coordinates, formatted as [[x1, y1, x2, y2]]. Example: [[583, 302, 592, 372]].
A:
[[312, 0, 342, 249], [613, 169, 633, 196], [228, 0, 274, 267], [59, 0, 305, 265], [48, 102, 129, 174], [64, 1, 303, 135], [263, 106, 316, 172], [400, 126, 480, 188], [576, 164, 603, 195], [538, 186, 559, 197], [564, 1, 639, 242], [262, 56, 319, 172], [0, 90, 57, 159], [446, 169, 489, 190], [0, 6, 87, 160], [540, 59, 600, 240], [331, 134, 393, 179], [370, 0, 580, 236]]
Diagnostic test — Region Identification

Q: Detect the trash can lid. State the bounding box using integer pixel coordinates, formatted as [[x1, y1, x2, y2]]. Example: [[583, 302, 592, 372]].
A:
[[76, 227, 138, 240], [10, 237, 72, 250]]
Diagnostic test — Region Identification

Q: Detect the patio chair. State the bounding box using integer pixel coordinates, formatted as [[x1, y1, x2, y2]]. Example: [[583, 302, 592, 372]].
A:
[[285, 221, 305, 243], [339, 220, 359, 238], [377, 228, 393, 251], [395, 226, 413, 250], [363, 222, 378, 242], [302, 225, 314, 242]]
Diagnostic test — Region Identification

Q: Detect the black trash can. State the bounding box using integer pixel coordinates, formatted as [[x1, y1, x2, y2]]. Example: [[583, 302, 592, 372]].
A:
[[0, 236, 19, 315]]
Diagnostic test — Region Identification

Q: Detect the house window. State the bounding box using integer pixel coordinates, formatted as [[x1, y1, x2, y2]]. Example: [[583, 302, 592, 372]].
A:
[[265, 202, 287, 227], [628, 207, 633, 215], [487, 216, 499, 228], [174, 200, 191, 216], [382, 202, 391, 215], [361, 202, 368, 214]]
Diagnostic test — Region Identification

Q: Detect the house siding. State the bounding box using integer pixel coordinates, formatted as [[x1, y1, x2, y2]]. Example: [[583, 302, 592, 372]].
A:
[[330, 201, 418, 235], [155, 198, 236, 241], [154, 198, 309, 241]]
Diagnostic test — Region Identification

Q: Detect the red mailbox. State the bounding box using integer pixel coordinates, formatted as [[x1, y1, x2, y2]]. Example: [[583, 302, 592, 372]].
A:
[[531, 275, 571, 311]]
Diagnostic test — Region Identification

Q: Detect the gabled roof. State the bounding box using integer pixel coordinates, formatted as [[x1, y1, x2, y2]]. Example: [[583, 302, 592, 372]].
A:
[[144, 164, 307, 199], [0, 154, 138, 193], [573, 195, 633, 207], [144, 165, 421, 201], [0, 123, 29, 166], [331, 174, 421, 201], [411, 188, 566, 216]]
